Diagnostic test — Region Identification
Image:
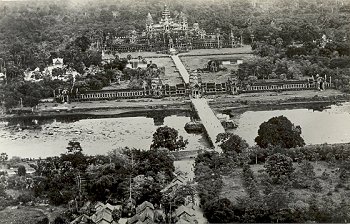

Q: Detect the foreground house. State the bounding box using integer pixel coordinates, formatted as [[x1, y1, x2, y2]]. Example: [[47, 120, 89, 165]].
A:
[[127, 201, 165, 224], [173, 205, 197, 224], [70, 202, 118, 224]]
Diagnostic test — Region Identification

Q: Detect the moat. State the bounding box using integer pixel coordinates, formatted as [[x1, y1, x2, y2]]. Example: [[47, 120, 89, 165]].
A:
[[1, 102, 350, 158]]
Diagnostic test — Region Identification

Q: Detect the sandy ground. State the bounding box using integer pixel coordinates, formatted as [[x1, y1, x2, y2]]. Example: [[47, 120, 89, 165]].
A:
[[45, 89, 347, 112], [37, 97, 190, 112]]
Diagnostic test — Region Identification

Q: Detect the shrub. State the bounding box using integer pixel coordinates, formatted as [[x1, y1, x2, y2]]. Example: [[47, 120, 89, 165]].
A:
[[242, 164, 259, 198], [265, 153, 294, 184], [292, 161, 316, 189], [203, 198, 236, 223], [311, 180, 323, 193], [17, 192, 35, 204], [17, 165, 26, 176]]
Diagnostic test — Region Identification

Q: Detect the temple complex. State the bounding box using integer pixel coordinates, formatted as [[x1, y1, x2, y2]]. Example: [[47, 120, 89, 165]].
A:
[[98, 5, 241, 53]]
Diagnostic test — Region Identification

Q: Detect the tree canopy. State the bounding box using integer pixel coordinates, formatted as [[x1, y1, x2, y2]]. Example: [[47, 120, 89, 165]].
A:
[[150, 126, 188, 151], [216, 132, 249, 154], [255, 116, 305, 149]]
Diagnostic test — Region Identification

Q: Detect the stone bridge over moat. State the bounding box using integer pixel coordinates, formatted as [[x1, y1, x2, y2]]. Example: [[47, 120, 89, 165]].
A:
[[191, 98, 225, 152]]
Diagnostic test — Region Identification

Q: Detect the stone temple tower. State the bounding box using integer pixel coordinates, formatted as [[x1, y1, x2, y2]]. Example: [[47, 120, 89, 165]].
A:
[[146, 13, 153, 32]]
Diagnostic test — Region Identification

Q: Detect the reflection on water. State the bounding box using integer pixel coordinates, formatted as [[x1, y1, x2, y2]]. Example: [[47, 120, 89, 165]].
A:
[[231, 102, 350, 146], [0, 113, 209, 158]]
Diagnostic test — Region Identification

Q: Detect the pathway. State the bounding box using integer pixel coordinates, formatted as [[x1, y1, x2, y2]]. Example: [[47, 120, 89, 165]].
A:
[[171, 55, 190, 84], [174, 158, 208, 224], [191, 98, 225, 152]]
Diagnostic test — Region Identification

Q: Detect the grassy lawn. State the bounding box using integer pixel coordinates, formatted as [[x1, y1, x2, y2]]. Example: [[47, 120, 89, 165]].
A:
[[221, 169, 248, 204], [220, 161, 345, 205], [180, 54, 253, 83], [180, 54, 253, 72]]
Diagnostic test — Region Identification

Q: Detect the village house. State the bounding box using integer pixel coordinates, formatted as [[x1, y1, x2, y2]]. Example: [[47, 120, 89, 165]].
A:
[[161, 175, 187, 194], [70, 202, 119, 224], [127, 201, 165, 224], [173, 205, 197, 224]]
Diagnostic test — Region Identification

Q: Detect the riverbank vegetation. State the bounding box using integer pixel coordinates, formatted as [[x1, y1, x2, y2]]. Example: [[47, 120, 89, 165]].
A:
[[195, 116, 350, 223], [0, 126, 192, 223]]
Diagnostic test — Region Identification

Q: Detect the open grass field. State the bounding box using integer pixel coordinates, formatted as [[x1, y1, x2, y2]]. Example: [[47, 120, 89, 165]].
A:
[[179, 53, 253, 83], [147, 57, 184, 85], [220, 161, 346, 206], [0, 207, 47, 224], [0, 205, 66, 224], [180, 54, 253, 71]]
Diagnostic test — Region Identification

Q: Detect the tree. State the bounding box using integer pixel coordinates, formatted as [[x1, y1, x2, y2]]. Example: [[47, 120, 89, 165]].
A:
[[17, 165, 26, 176], [112, 209, 121, 222], [74, 36, 91, 52], [265, 187, 291, 222], [265, 153, 294, 184], [0, 184, 6, 198], [255, 116, 305, 149], [66, 141, 83, 154], [0, 153, 8, 162], [216, 133, 248, 154], [161, 183, 195, 215], [53, 216, 69, 224], [132, 175, 162, 205], [204, 198, 236, 223], [150, 126, 188, 151], [292, 160, 315, 188], [52, 68, 64, 77], [339, 160, 350, 184], [242, 164, 259, 198]]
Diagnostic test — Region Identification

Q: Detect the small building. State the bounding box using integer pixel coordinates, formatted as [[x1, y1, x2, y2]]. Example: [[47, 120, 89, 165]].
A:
[[70, 214, 92, 224], [173, 205, 196, 223], [161, 175, 187, 193], [52, 58, 64, 67], [127, 201, 157, 224]]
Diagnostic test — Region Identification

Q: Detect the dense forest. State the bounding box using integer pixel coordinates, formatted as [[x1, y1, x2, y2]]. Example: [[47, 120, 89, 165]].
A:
[[0, 0, 350, 108], [1, 0, 349, 70]]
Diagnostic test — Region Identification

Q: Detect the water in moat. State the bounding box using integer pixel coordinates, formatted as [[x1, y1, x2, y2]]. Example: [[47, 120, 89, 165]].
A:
[[0, 111, 209, 158], [229, 102, 350, 146], [1, 102, 350, 158]]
